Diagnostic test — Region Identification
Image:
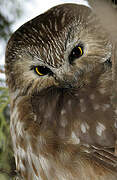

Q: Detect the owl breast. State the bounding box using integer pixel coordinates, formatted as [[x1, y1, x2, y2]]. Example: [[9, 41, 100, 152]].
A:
[[11, 85, 117, 179], [31, 83, 117, 148]]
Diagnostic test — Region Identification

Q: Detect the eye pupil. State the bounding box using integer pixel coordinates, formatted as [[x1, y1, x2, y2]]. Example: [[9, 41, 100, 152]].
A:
[[34, 66, 52, 76], [69, 44, 83, 64]]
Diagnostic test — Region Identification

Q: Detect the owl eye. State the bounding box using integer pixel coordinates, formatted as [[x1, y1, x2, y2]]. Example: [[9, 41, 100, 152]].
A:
[[34, 66, 52, 76], [69, 44, 84, 64]]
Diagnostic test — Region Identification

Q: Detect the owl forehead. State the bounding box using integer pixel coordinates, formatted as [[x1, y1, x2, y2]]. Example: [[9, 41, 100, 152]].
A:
[[7, 4, 91, 68], [21, 5, 86, 68]]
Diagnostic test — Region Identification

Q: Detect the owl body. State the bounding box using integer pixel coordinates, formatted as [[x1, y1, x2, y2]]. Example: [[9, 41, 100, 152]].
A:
[[5, 3, 117, 180]]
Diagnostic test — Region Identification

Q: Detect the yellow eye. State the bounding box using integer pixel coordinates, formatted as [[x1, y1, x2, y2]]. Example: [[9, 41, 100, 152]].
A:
[[34, 66, 52, 76], [78, 46, 83, 55], [35, 67, 44, 76], [69, 44, 84, 64]]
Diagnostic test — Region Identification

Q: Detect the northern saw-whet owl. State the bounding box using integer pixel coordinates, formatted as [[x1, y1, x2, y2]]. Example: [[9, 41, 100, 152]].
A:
[[5, 3, 117, 180]]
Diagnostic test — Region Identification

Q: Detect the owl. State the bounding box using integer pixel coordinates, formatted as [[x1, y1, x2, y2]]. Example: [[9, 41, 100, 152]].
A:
[[5, 3, 117, 180]]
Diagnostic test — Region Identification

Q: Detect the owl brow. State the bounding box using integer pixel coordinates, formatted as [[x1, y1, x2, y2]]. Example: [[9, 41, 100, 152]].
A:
[[65, 27, 73, 50], [26, 50, 44, 64]]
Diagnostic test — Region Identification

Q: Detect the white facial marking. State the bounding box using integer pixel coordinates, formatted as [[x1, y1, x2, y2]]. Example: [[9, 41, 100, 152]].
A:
[[96, 122, 106, 136], [71, 132, 80, 144]]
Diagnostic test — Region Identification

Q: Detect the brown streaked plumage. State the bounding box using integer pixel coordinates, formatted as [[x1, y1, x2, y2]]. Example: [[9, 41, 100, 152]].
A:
[[5, 3, 117, 180]]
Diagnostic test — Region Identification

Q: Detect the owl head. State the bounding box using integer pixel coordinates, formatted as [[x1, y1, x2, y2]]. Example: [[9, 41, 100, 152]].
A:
[[5, 4, 112, 96]]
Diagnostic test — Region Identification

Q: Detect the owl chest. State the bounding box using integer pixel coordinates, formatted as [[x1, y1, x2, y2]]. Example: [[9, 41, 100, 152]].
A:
[[36, 88, 116, 148], [59, 90, 116, 147], [10, 91, 117, 179], [30, 86, 117, 148]]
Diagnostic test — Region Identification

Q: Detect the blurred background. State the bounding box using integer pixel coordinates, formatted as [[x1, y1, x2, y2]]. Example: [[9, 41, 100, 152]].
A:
[[0, 0, 88, 179]]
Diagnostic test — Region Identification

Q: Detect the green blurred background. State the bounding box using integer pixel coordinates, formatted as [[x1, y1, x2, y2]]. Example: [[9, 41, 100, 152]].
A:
[[0, 1, 22, 179]]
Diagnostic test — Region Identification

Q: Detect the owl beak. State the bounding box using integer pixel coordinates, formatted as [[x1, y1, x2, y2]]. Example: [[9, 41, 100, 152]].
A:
[[55, 70, 80, 89], [63, 73, 79, 88], [54, 63, 83, 89]]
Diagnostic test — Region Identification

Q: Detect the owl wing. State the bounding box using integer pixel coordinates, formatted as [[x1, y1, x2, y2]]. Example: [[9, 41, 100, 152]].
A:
[[80, 144, 117, 172]]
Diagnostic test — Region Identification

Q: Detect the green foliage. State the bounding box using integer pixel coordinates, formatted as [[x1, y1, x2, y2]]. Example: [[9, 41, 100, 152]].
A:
[[0, 74, 16, 179], [0, 85, 10, 151], [0, 0, 24, 178]]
